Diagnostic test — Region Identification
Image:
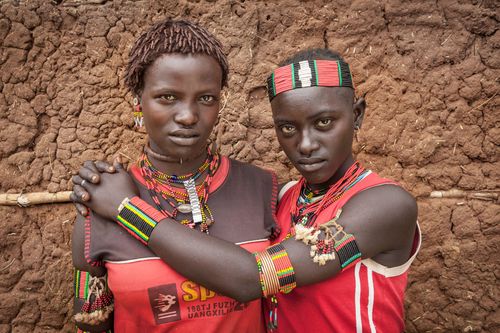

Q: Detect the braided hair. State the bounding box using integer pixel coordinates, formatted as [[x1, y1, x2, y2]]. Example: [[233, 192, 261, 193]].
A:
[[124, 19, 229, 96]]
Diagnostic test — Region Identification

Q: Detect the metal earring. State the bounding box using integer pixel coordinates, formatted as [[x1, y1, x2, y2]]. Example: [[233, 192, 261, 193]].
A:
[[133, 97, 143, 128], [354, 124, 361, 142]]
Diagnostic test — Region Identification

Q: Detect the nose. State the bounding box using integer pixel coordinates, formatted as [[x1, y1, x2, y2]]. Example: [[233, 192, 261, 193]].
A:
[[298, 130, 320, 157], [174, 102, 198, 127]]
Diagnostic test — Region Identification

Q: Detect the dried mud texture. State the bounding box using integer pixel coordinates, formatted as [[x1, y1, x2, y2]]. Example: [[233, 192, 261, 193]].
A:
[[0, 0, 498, 332]]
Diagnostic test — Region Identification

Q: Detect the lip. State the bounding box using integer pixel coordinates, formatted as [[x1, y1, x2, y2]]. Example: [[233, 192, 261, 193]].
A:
[[296, 158, 327, 172], [168, 130, 200, 146]]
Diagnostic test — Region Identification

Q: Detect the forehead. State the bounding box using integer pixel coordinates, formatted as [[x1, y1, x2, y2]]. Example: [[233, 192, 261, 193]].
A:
[[271, 86, 354, 119], [144, 53, 222, 88]]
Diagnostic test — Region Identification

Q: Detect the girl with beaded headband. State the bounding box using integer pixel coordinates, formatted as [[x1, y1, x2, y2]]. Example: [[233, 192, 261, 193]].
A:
[[74, 48, 421, 332], [70, 19, 280, 332]]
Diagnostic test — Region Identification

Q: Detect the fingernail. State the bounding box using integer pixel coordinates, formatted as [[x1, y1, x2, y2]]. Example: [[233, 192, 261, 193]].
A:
[[92, 175, 98, 183], [109, 166, 115, 172], [82, 194, 88, 201]]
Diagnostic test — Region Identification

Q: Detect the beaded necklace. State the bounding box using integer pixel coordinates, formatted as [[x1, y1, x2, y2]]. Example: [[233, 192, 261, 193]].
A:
[[289, 162, 370, 231], [298, 182, 329, 204], [139, 149, 220, 234]]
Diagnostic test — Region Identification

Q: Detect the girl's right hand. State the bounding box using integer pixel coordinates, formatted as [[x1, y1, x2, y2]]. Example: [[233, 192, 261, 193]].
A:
[[71, 157, 139, 220]]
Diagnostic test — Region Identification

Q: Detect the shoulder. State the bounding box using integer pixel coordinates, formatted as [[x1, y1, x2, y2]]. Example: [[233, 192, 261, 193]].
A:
[[346, 184, 417, 226], [278, 180, 298, 201], [341, 184, 417, 254], [365, 183, 415, 211]]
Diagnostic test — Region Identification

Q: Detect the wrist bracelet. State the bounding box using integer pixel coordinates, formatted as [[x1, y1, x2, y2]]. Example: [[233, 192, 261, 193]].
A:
[[116, 196, 165, 245], [254, 243, 296, 298]]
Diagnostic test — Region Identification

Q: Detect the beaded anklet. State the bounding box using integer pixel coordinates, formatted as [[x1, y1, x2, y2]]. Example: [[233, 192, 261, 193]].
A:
[[116, 197, 165, 245], [294, 209, 362, 269], [74, 269, 114, 325], [254, 243, 296, 298]]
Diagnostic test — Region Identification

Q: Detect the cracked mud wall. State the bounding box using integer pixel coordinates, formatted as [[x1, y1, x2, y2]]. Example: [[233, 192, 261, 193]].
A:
[[0, 0, 498, 332]]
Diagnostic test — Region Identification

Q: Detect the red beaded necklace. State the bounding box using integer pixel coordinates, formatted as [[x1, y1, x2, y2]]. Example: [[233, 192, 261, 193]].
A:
[[289, 162, 367, 230], [139, 149, 220, 234]]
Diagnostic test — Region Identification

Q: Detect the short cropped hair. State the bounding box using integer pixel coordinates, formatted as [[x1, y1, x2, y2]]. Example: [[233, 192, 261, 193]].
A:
[[279, 48, 346, 66], [124, 19, 229, 96]]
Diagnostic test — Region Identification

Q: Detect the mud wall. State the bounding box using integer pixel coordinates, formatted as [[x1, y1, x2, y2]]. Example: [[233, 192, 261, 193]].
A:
[[0, 0, 498, 332]]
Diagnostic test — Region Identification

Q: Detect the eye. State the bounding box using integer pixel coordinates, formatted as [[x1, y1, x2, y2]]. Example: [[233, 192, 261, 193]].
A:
[[160, 94, 176, 101], [280, 124, 296, 135], [316, 118, 332, 128], [199, 95, 216, 103]]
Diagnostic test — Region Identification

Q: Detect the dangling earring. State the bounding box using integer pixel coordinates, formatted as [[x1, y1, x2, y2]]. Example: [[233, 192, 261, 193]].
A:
[[354, 124, 360, 142], [133, 97, 143, 128]]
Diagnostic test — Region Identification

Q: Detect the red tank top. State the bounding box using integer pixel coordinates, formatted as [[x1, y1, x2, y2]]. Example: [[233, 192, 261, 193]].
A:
[[272, 171, 421, 333], [106, 240, 268, 333], [82, 157, 278, 332]]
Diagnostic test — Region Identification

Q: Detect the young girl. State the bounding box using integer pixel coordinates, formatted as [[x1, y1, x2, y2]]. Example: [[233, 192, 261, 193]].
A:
[[70, 19, 278, 332], [75, 49, 421, 332]]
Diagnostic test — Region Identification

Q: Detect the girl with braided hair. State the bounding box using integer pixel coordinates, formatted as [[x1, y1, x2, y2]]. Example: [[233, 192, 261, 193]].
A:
[[70, 19, 278, 332], [74, 44, 421, 331]]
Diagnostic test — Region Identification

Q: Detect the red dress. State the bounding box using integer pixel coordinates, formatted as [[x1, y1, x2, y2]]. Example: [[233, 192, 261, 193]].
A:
[[272, 171, 421, 333]]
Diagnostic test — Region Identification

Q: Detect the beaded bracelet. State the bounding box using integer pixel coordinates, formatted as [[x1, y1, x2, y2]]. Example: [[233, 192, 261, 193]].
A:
[[254, 243, 297, 298], [74, 269, 114, 325], [295, 209, 362, 270], [334, 233, 362, 270], [116, 197, 165, 245]]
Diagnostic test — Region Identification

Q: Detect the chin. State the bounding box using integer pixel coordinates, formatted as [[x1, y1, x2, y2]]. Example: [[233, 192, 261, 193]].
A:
[[304, 175, 330, 186]]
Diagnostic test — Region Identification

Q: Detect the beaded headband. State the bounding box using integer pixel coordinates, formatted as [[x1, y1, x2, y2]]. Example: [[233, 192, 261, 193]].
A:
[[266, 59, 354, 101]]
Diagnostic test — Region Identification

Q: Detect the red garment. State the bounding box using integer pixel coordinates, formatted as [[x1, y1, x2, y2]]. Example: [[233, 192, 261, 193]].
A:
[[273, 171, 421, 333], [107, 241, 268, 333], [81, 157, 278, 332]]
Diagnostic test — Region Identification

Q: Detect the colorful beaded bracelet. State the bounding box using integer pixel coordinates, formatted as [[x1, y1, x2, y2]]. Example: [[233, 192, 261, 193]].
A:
[[334, 233, 362, 270], [74, 269, 114, 325], [254, 243, 297, 298], [116, 197, 165, 245]]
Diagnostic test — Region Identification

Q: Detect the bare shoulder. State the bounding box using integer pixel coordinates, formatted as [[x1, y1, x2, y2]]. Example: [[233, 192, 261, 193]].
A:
[[344, 184, 417, 227], [340, 184, 417, 259]]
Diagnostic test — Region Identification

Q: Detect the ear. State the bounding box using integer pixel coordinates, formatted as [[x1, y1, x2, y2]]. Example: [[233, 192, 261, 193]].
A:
[[353, 96, 366, 130]]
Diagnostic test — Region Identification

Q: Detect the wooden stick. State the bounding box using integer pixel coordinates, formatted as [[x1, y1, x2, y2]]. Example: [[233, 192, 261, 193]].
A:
[[1, 188, 498, 207], [429, 189, 498, 201], [0, 191, 73, 207]]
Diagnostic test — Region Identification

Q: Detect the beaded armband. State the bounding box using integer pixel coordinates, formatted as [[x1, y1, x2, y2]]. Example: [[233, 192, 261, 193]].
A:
[[294, 209, 362, 269], [254, 243, 297, 298], [116, 196, 165, 245], [74, 269, 114, 325]]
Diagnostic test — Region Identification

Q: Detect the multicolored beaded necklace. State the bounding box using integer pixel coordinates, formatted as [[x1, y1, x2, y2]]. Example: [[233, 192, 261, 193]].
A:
[[139, 148, 220, 234], [289, 161, 370, 232], [298, 182, 329, 204]]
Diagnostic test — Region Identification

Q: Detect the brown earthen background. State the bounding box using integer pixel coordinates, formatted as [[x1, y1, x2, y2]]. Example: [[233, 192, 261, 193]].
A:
[[0, 0, 498, 332]]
